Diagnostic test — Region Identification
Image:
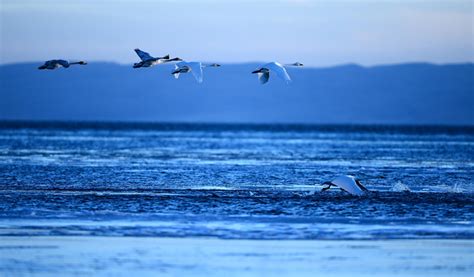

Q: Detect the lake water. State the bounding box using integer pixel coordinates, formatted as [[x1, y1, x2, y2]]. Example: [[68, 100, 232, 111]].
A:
[[0, 122, 473, 241]]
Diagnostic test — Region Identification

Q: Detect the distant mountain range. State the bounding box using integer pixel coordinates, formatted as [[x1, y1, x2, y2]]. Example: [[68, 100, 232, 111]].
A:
[[1, 62, 473, 125]]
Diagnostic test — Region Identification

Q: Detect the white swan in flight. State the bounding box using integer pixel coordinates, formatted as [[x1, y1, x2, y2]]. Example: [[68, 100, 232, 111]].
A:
[[38, 60, 87, 70], [252, 62, 303, 84], [172, 62, 221, 83], [321, 175, 369, 196], [133, 48, 182, 68]]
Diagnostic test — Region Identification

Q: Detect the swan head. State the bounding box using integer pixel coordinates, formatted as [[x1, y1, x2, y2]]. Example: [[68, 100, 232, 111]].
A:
[[78, 61, 87, 65], [38, 64, 47, 70], [209, 63, 221, 67], [291, 62, 304, 67]]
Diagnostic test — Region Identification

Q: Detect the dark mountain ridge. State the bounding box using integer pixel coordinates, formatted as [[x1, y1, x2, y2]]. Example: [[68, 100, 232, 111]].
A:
[[1, 62, 472, 125]]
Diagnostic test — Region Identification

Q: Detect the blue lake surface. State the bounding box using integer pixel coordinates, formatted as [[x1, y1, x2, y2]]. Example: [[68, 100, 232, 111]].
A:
[[0, 122, 473, 240]]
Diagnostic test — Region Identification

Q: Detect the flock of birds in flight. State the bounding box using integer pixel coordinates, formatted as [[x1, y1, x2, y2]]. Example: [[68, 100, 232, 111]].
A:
[[38, 48, 304, 85], [38, 50, 373, 196]]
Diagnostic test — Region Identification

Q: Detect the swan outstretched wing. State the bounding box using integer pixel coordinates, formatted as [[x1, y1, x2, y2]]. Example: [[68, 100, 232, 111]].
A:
[[173, 64, 181, 79], [134, 49, 153, 61], [258, 72, 270, 84], [265, 62, 292, 83], [188, 62, 204, 83], [332, 175, 365, 196]]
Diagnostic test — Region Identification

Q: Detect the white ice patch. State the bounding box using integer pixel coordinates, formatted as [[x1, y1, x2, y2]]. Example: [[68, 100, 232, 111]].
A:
[[390, 181, 411, 192]]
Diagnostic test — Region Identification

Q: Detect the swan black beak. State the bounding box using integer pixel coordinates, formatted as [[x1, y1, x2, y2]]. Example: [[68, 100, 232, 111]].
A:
[[251, 69, 261, 74]]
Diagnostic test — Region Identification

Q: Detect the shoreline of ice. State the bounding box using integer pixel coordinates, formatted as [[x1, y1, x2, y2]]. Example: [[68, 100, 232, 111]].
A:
[[1, 236, 473, 276]]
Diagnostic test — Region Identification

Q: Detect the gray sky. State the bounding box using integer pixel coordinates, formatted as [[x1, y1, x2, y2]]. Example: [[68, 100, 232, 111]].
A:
[[1, 0, 473, 66]]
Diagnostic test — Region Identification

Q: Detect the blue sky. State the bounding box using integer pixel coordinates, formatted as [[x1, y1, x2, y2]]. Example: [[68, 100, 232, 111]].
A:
[[1, 0, 473, 66]]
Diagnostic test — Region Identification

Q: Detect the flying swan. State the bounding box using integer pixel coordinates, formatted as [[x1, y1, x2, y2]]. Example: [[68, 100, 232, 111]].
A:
[[133, 48, 182, 68], [172, 62, 221, 83], [321, 175, 369, 196], [38, 60, 87, 70], [251, 62, 303, 84]]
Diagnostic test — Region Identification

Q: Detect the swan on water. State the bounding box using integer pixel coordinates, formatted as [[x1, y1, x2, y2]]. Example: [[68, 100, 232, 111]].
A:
[[133, 48, 182, 68], [321, 175, 369, 196], [172, 62, 221, 83], [251, 62, 303, 84], [38, 60, 87, 70]]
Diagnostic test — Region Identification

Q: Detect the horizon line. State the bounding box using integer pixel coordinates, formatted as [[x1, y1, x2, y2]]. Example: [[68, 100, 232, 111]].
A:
[[1, 119, 473, 129]]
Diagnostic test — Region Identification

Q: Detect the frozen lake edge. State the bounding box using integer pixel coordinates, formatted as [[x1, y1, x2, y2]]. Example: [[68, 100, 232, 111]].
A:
[[0, 236, 473, 276]]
